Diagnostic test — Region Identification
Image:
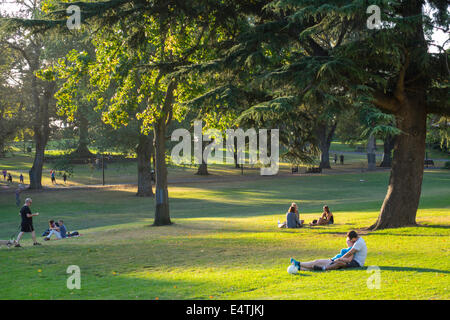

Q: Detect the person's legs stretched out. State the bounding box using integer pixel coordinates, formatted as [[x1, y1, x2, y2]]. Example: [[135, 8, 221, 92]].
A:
[[44, 229, 62, 241], [290, 258, 332, 271]]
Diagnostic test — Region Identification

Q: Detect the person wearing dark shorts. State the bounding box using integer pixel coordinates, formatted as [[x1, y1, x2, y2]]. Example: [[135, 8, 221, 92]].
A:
[[15, 198, 41, 247]]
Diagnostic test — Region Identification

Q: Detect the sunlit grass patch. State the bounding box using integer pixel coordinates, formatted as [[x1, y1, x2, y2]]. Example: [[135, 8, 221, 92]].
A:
[[0, 170, 448, 299]]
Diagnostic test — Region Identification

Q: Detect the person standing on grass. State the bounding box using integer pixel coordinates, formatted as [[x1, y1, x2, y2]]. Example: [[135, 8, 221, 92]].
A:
[[334, 153, 337, 164], [15, 198, 41, 247], [51, 170, 56, 184], [2, 169, 6, 180], [7, 173, 12, 183], [340, 154, 344, 165], [19, 173, 24, 184], [63, 172, 67, 184]]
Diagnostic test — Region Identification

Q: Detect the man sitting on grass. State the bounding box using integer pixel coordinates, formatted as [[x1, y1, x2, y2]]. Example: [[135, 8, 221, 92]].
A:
[[44, 220, 78, 240], [290, 237, 354, 271], [291, 230, 367, 271]]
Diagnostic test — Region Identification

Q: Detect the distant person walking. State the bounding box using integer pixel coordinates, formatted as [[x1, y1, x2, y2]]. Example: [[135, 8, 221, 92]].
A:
[[19, 173, 24, 184], [15, 187, 22, 207], [2, 169, 6, 180], [63, 173, 67, 184], [15, 198, 41, 247], [340, 154, 344, 165], [51, 170, 56, 184], [7, 173, 12, 183], [334, 154, 337, 164]]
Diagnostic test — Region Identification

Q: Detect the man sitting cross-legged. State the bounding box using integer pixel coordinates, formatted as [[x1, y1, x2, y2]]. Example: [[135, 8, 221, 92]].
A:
[[291, 230, 367, 271]]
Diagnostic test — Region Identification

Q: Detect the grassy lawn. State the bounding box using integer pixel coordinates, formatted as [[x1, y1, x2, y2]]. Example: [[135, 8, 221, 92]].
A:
[[0, 169, 449, 300]]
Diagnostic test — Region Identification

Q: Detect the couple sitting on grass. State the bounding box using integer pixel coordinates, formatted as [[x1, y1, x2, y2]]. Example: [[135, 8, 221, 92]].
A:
[[43, 219, 78, 240], [291, 230, 367, 271], [279, 203, 333, 228]]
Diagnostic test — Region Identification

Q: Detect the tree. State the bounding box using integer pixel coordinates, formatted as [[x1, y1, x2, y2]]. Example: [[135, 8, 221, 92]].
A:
[[29, 0, 249, 225], [0, 44, 21, 156], [214, 0, 449, 229], [1, 0, 61, 189], [50, 48, 155, 197]]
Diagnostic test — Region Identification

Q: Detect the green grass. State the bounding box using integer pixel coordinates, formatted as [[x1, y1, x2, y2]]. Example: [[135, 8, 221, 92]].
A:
[[0, 169, 449, 300]]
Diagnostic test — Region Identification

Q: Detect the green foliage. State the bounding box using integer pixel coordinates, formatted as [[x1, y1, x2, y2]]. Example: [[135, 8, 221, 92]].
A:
[[444, 161, 450, 170], [51, 156, 74, 177]]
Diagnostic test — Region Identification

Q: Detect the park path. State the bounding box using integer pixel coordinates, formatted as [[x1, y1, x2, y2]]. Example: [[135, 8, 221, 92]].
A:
[[0, 165, 393, 193]]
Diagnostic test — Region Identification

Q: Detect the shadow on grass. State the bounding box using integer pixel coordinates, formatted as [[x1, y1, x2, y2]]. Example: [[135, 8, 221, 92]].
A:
[[368, 233, 448, 237], [377, 266, 450, 274], [417, 224, 450, 229], [319, 266, 449, 275]]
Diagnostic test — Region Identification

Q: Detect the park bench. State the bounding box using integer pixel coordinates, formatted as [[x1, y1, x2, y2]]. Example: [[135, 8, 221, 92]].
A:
[[306, 167, 322, 174], [424, 160, 434, 167]]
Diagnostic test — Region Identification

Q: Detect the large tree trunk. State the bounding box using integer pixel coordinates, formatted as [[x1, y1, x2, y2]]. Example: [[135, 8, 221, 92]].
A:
[[0, 105, 12, 157], [369, 100, 427, 230], [380, 134, 396, 167], [233, 139, 240, 169], [136, 133, 154, 197], [153, 119, 171, 226], [0, 141, 5, 157], [367, 134, 377, 171], [317, 120, 337, 169], [368, 0, 431, 230], [196, 140, 209, 175], [196, 162, 209, 175], [29, 132, 46, 189], [29, 77, 54, 189], [152, 81, 176, 226], [73, 111, 93, 158]]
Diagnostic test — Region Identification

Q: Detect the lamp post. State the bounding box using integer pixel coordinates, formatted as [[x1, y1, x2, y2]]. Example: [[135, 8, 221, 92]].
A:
[[102, 153, 105, 186]]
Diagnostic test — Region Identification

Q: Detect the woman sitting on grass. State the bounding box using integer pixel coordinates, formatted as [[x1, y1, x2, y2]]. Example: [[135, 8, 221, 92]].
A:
[[310, 205, 334, 226], [45, 219, 62, 240], [287, 205, 303, 228], [279, 203, 304, 228]]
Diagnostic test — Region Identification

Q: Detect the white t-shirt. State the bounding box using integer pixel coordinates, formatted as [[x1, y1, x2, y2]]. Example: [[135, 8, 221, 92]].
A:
[[352, 237, 367, 266]]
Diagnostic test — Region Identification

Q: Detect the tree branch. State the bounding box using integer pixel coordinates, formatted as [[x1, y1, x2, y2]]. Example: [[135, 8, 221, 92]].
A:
[[372, 90, 400, 114]]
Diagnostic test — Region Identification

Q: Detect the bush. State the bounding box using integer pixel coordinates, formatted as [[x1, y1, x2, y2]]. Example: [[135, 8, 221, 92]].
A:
[[444, 161, 450, 170]]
